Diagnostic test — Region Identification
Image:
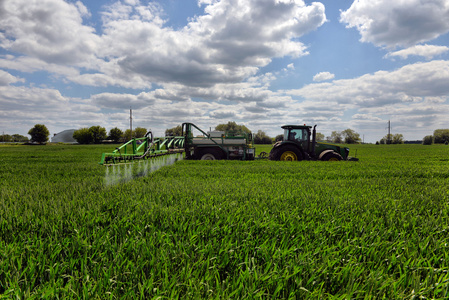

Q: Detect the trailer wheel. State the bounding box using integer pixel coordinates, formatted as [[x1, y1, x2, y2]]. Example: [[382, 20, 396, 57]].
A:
[[321, 151, 343, 161], [269, 145, 303, 161], [199, 148, 224, 160]]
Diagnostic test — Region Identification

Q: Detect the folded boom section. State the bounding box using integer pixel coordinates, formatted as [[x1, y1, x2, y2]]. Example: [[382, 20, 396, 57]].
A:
[[99, 132, 185, 165]]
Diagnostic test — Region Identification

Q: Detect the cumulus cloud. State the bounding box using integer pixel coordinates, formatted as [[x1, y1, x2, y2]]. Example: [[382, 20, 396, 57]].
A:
[[352, 114, 382, 121], [288, 60, 449, 105], [340, 0, 449, 48], [0, 0, 100, 65], [385, 44, 449, 60], [313, 71, 335, 82], [105, 0, 326, 87], [91, 92, 153, 110], [0, 0, 326, 90], [210, 110, 237, 119], [0, 84, 103, 134], [283, 60, 449, 137], [0, 70, 25, 86]]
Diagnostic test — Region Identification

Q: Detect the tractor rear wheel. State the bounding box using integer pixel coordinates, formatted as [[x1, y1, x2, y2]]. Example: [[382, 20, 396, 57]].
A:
[[269, 145, 303, 161], [321, 151, 343, 161]]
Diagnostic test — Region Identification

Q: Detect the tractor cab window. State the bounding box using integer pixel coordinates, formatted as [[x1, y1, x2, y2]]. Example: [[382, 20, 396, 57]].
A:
[[285, 128, 308, 142]]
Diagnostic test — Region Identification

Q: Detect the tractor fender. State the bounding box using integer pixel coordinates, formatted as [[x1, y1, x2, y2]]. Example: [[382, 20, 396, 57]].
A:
[[272, 141, 283, 148], [318, 149, 335, 160]]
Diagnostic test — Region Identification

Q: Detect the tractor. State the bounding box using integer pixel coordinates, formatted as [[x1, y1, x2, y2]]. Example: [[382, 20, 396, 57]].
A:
[[268, 124, 357, 161]]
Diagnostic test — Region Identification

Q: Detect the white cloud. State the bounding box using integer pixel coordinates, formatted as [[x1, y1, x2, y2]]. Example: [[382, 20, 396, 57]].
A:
[[340, 0, 449, 48], [352, 114, 382, 121], [0, 84, 96, 135], [0, 0, 326, 90], [283, 60, 449, 138], [0, 55, 79, 77], [313, 71, 335, 82], [210, 110, 237, 119], [0, 0, 100, 65], [288, 60, 449, 105], [91, 92, 153, 110], [385, 44, 449, 60], [75, 1, 90, 18], [108, 0, 326, 87], [0, 70, 25, 86]]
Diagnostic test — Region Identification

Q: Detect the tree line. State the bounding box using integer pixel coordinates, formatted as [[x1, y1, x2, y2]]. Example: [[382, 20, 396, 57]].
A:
[[16, 123, 449, 145], [0, 133, 29, 143], [422, 129, 449, 145], [165, 122, 363, 144], [73, 126, 148, 144]]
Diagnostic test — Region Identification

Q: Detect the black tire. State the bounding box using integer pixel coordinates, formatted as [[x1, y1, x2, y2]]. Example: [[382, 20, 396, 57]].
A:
[[321, 151, 343, 161], [198, 148, 224, 160], [269, 145, 303, 161]]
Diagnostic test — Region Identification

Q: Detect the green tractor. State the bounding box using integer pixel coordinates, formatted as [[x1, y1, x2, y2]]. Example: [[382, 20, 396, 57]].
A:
[[269, 124, 358, 161]]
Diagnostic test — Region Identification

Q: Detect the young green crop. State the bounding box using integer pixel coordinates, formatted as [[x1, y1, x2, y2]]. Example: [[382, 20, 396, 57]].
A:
[[0, 144, 448, 298]]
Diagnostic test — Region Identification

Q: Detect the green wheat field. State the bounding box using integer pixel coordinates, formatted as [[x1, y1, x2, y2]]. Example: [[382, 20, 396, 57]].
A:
[[1, 143, 448, 299]]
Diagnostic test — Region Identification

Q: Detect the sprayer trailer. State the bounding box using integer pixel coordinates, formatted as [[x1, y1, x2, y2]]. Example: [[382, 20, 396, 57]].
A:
[[183, 122, 255, 160], [99, 122, 255, 165]]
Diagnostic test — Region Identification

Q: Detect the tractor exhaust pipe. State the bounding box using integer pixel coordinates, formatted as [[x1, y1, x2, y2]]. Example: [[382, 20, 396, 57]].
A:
[[312, 125, 317, 158]]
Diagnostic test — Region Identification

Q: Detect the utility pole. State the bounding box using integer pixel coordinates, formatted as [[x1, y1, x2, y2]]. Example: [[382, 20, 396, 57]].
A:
[[130, 107, 133, 138], [387, 120, 391, 144]]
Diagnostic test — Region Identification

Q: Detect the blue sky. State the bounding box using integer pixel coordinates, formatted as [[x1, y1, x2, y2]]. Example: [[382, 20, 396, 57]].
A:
[[1, 0, 449, 142]]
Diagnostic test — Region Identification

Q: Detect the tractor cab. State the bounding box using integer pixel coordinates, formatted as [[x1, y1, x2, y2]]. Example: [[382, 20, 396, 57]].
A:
[[281, 125, 313, 153], [282, 125, 311, 143]]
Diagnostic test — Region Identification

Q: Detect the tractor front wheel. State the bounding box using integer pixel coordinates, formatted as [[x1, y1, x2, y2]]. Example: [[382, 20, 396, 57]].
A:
[[321, 151, 343, 161], [269, 145, 303, 161]]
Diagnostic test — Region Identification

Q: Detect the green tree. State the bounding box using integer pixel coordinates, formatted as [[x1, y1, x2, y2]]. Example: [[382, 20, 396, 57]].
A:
[[123, 129, 132, 141], [433, 129, 449, 144], [12, 134, 29, 142], [73, 128, 93, 144], [392, 134, 404, 144], [215, 121, 250, 136], [382, 134, 392, 144], [274, 134, 284, 142], [134, 127, 147, 138], [315, 132, 325, 141], [328, 131, 342, 143], [1, 134, 12, 142], [380, 133, 403, 144], [422, 135, 433, 145], [341, 129, 361, 144], [108, 127, 123, 143], [122, 128, 148, 140], [253, 130, 272, 144], [165, 125, 182, 136], [28, 124, 49, 144], [89, 126, 107, 144]]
